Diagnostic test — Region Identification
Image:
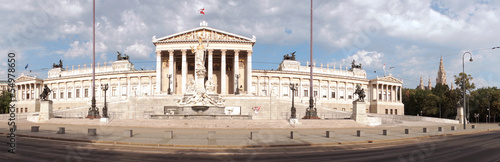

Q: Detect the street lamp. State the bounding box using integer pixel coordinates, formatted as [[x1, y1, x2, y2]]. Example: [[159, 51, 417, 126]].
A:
[[290, 83, 298, 119], [235, 74, 240, 95], [101, 83, 109, 118], [167, 74, 172, 95], [462, 52, 473, 129]]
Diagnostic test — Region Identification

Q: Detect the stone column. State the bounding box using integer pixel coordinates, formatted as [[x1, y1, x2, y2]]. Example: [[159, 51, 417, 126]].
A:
[[299, 78, 303, 98], [64, 82, 67, 101], [80, 80, 84, 99], [208, 49, 213, 81], [168, 50, 174, 94], [399, 86, 402, 102], [385, 84, 388, 102], [34, 83, 37, 100], [181, 49, 187, 94], [138, 76, 142, 96], [246, 50, 252, 94], [344, 82, 347, 101], [127, 77, 131, 97], [221, 49, 227, 94], [257, 76, 260, 96], [328, 80, 331, 99], [234, 49, 240, 94], [278, 77, 282, 97], [155, 51, 162, 93], [376, 84, 379, 101], [336, 81, 339, 100], [117, 77, 121, 98], [149, 76, 152, 95]]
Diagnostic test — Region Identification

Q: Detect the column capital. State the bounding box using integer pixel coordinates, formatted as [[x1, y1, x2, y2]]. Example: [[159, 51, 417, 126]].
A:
[[234, 49, 240, 53], [156, 50, 162, 54], [168, 49, 174, 53], [247, 50, 253, 54], [221, 49, 227, 53], [181, 49, 187, 53], [207, 49, 214, 53]]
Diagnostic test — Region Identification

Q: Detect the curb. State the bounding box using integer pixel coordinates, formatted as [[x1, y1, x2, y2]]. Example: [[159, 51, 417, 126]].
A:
[[2, 128, 499, 149]]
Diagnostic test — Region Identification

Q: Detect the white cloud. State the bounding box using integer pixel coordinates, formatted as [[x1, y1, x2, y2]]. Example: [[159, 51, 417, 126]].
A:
[[124, 42, 153, 59]]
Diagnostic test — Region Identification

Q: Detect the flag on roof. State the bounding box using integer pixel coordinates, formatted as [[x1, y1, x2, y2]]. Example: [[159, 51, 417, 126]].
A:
[[198, 8, 205, 15]]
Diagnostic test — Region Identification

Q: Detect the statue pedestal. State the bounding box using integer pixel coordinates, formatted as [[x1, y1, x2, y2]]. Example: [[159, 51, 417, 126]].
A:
[[39, 100, 53, 122], [351, 101, 369, 124], [456, 106, 467, 124]]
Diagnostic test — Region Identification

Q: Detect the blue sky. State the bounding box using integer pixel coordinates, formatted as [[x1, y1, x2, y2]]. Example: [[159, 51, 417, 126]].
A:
[[2, 0, 500, 88]]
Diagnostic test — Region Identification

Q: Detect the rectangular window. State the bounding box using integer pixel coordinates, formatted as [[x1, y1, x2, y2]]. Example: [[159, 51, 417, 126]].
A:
[[395, 109, 398, 115], [294, 89, 298, 97], [60, 92, 64, 99], [348, 90, 352, 99], [340, 90, 345, 99], [68, 92, 72, 99], [331, 92, 336, 98], [112, 87, 117, 96], [314, 90, 318, 97], [283, 86, 288, 96], [76, 89, 80, 98], [84, 88, 89, 98], [122, 86, 127, 96], [379, 92, 382, 100], [142, 85, 148, 95], [390, 109, 393, 115], [304, 90, 308, 97], [322, 89, 327, 98], [251, 85, 256, 95], [52, 90, 57, 99], [385, 109, 388, 114]]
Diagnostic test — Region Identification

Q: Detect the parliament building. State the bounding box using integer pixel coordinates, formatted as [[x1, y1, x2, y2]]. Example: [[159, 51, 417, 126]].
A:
[[13, 22, 404, 119]]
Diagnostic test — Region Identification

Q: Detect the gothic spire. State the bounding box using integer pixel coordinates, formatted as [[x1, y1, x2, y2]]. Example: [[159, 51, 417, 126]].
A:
[[436, 56, 447, 85]]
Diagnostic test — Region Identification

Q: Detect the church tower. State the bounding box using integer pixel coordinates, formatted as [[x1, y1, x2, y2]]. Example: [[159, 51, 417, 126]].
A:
[[428, 77, 432, 90], [436, 57, 447, 85], [418, 76, 425, 90]]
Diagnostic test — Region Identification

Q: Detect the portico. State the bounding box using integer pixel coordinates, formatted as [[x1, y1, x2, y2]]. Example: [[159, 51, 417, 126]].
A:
[[153, 23, 255, 95]]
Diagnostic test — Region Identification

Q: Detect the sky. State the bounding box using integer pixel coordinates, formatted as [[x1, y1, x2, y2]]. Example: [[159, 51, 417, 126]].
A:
[[1, 0, 500, 89]]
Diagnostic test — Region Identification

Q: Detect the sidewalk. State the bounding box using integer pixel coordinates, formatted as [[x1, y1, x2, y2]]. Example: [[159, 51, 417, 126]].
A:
[[2, 119, 499, 148]]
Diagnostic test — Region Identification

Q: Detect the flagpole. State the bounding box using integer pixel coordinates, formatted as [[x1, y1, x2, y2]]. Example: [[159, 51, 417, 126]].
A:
[[87, 0, 99, 118], [304, 0, 319, 119]]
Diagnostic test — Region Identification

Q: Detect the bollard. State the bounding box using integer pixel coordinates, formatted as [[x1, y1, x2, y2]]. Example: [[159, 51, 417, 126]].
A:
[[405, 129, 411, 134], [438, 127, 443, 132], [357, 130, 364, 137], [250, 132, 259, 140], [31, 126, 40, 132], [208, 131, 216, 140], [124, 130, 133, 137], [88, 128, 97, 136], [471, 125, 476, 129], [423, 128, 428, 133], [383, 129, 389, 136], [326, 131, 334, 138], [57, 127, 65, 134], [164, 131, 173, 139], [291, 131, 300, 139], [451, 126, 456, 131]]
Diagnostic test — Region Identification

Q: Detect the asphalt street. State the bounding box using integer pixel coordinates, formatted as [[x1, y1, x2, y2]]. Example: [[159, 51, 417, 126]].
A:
[[1, 130, 499, 162]]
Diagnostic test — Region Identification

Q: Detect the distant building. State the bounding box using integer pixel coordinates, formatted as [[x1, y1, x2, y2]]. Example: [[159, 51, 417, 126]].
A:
[[436, 57, 447, 85]]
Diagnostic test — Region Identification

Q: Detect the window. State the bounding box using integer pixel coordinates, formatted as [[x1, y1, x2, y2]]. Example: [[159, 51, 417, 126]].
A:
[[331, 92, 336, 99], [52, 90, 57, 99], [68, 92, 72, 99], [322, 89, 327, 98], [142, 85, 148, 95], [283, 86, 288, 96], [340, 90, 345, 99], [379, 91, 382, 100], [348, 90, 352, 99], [76, 89, 80, 98], [60, 92, 64, 99], [342, 108, 345, 111], [294, 89, 298, 97], [27, 93, 30, 99], [385, 109, 388, 114], [304, 90, 308, 97], [395, 109, 398, 115], [25, 108, 27, 113], [388, 92, 392, 100], [314, 90, 318, 97], [112, 87, 117, 96], [20, 108, 23, 113], [390, 109, 393, 115], [16, 108, 18, 113], [251, 85, 256, 95], [84, 88, 89, 98], [122, 86, 127, 96]]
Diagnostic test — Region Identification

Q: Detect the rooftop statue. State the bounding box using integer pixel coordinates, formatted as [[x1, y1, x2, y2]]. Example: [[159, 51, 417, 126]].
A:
[[283, 51, 296, 61], [117, 51, 130, 60], [351, 59, 362, 69], [52, 59, 63, 68]]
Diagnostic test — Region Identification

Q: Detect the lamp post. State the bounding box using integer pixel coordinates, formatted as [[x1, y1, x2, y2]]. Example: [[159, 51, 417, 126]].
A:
[[101, 83, 108, 118], [462, 52, 473, 129], [290, 83, 298, 119], [304, 0, 320, 119], [87, 0, 100, 119], [167, 74, 172, 95], [235, 74, 240, 95]]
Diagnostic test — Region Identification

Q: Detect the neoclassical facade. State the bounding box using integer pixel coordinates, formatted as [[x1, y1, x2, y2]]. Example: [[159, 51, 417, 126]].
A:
[[12, 22, 404, 118]]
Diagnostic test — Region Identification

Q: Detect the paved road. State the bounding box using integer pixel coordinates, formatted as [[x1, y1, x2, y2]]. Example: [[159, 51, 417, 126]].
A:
[[2, 130, 499, 161]]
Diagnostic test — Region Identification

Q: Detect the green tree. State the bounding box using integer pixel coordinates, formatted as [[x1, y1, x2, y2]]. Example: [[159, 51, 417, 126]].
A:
[[432, 83, 449, 118], [0, 91, 13, 114], [454, 72, 476, 97]]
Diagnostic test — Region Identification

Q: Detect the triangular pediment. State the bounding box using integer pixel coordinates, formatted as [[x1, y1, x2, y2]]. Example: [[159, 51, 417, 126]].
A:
[[372, 75, 403, 84], [153, 26, 256, 44], [15, 74, 39, 82]]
